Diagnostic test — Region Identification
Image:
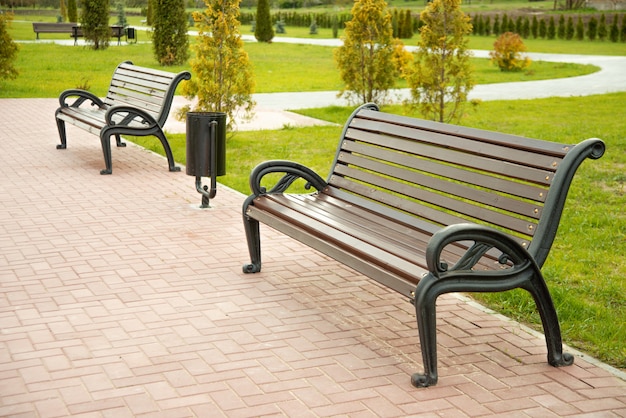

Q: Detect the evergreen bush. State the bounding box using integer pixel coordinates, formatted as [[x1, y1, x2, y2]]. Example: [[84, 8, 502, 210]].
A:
[[0, 12, 19, 83], [152, 0, 189, 65], [80, 0, 111, 49], [587, 16, 597, 41], [67, 0, 77, 22], [255, 0, 274, 42], [598, 13, 607, 41]]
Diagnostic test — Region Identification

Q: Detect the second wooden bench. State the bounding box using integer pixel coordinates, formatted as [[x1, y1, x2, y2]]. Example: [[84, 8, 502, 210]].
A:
[[55, 61, 190, 174]]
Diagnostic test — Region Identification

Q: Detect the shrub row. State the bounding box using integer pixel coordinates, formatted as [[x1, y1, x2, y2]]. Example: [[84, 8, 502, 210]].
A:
[[470, 12, 626, 42], [240, 9, 626, 43]]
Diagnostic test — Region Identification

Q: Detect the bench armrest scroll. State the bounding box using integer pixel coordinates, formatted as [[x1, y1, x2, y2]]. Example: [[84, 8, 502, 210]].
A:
[[58, 89, 105, 109], [248, 160, 327, 196], [104, 105, 158, 129], [426, 223, 537, 278]]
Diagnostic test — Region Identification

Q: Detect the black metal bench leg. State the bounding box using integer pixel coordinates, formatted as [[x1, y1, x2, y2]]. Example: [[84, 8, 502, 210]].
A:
[[115, 134, 127, 147], [412, 272, 440, 387], [99, 133, 113, 175], [55, 117, 67, 150], [525, 274, 574, 368], [242, 197, 262, 273], [154, 130, 181, 172]]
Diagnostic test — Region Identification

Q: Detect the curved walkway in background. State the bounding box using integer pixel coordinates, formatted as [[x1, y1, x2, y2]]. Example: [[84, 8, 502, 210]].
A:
[[20, 33, 626, 130], [247, 35, 626, 109]]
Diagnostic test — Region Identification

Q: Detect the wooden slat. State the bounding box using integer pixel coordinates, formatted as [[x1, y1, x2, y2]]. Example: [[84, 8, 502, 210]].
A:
[[330, 171, 537, 239], [293, 193, 502, 271], [349, 118, 562, 171], [251, 195, 427, 286], [340, 140, 549, 201], [335, 152, 544, 219], [343, 128, 558, 185], [354, 108, 572, 157]]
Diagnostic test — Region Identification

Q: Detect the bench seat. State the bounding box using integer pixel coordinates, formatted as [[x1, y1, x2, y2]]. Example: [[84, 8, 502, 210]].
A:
[[242, 103, 605, 387]]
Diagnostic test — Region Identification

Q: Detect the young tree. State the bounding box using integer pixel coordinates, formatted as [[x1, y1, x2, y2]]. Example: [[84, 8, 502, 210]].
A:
[[334, 0, 406, 104], [609, 13, 619, 42], [404, 0, 474, 123], [587, 15, 598, 41], [493, 14, 500, 36], [80, 0, 111, 49], [531, 15, 538, 38], [557, 14, 565, 39], [60, 0, 68, 22], [67, 0, 77, 22], [254, 0, 273, 42], [576, 15, 584, 40], [598, 13, 607, 41], [152, 0, 189, 65], [116, 1, 128, 28], [181, 0, 255, 130], [0, 12, 19, 84], [566, 16, 574, 40]]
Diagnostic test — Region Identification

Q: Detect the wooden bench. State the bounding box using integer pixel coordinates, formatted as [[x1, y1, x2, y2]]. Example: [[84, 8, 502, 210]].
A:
[[55, 61, 191, 174], [32, 22, 125, 45], [32, 22, 75, 39], [242, 103, 605, 387]]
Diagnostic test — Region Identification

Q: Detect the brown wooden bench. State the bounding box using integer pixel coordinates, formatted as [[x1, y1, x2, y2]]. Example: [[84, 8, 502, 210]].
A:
[[32, 22, 125, 45], [242, 103, 605, 387], [32, 22, 76, 39], [55, 61, 191, 174]]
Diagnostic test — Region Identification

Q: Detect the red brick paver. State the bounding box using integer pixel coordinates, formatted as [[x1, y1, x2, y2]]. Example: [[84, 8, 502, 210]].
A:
[[1, 98, 625, 417]]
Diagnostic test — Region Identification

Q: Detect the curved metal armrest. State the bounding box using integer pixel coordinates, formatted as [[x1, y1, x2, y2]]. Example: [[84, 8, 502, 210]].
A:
[[104, 105, 158, 128], [426, 223, 537, 277], [248, 160, 327, 196], [58, 89, 105, 109]]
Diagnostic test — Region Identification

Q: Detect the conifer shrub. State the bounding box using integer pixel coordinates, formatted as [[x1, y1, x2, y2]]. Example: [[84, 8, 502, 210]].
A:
[[0, 12, 19, 83], [489, 31, 531, 72], [255, 0, 274, 42], [587, 15, 597, 41], [67, 0, 77, 22], [152, 0, 189, 65], [80, 0, 111, 49]]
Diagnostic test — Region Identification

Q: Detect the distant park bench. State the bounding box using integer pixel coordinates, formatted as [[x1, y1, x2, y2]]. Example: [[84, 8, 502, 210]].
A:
[[32, 22, 125, 45], [242, 103, 605, 387], [55, 61, 191, 174]]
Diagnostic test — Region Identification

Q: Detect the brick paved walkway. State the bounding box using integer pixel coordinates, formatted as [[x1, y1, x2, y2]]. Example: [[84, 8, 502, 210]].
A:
[[1, 98, 624, 417]]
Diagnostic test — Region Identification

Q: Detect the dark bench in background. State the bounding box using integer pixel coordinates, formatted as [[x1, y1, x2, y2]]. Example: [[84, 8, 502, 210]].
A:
[[55, 61, 190, 174], [32, 22, 76, 39], [32, 22, 125, 45], [242, 103, 605, 387]]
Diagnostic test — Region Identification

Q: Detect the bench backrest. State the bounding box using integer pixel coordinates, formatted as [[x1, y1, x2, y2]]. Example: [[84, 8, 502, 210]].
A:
[[104, 61, 191, 127], [327, 104, 605, 267], [32, 22, 76, 32]]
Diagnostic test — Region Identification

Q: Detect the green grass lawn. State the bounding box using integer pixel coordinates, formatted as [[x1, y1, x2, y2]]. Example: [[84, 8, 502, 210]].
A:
[[2, 13, 625, 372], [1, 18, 613, 97]]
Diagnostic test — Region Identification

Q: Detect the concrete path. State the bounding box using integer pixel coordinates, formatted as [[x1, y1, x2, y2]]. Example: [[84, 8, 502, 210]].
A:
[[1, 98, 625, 417]]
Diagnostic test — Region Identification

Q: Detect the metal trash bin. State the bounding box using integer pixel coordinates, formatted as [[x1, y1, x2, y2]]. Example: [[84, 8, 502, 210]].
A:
[[186, 112, 227, 207], [126, 27, 136, 43]]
